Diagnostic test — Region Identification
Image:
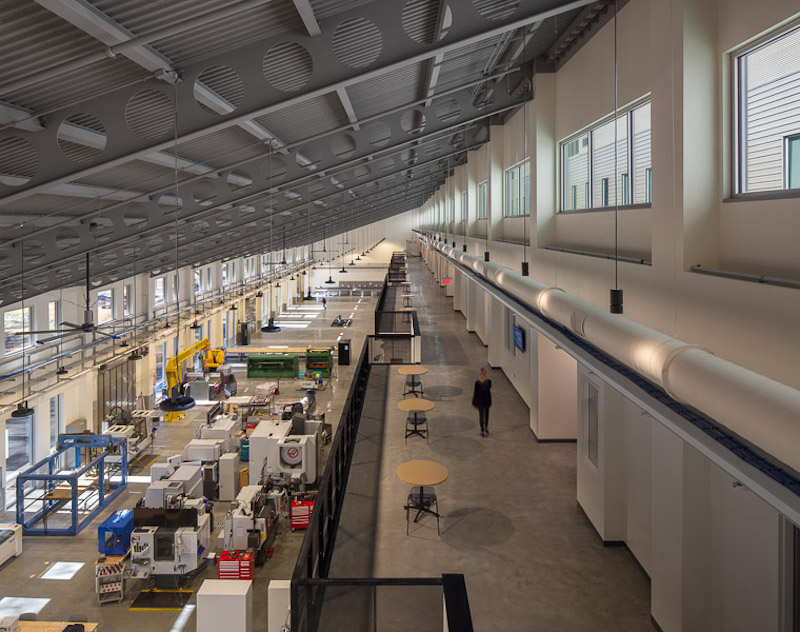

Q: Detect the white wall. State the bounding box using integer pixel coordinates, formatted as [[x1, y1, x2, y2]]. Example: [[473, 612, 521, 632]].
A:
[[416, 1, 800, 628]]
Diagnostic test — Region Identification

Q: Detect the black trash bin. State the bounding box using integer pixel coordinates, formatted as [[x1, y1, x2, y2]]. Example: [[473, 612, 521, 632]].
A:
[[338, 339, 351, 366]]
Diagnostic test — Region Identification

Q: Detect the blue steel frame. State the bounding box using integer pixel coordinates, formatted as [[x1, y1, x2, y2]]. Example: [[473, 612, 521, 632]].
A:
[[15, 434, 127, 536]]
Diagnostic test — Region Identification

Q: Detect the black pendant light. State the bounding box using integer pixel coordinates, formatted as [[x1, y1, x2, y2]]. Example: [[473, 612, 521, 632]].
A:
[[262, 316, 281, 333], [11, 401, 34, 418], [13, 225, 34, 418], [159, 86, 194, 413], [56, 365, 69, 377]]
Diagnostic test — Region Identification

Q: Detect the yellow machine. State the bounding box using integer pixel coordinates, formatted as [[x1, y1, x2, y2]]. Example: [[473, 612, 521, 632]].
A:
[[204, 347, 225, 371], [164, 338, 211, 422]]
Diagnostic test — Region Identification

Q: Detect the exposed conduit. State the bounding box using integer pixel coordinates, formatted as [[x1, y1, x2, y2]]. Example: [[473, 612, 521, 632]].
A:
[[427, 238, 800, 475]]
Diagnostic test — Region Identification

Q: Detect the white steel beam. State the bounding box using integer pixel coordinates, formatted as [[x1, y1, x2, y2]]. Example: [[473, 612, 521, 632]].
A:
[[336, 87, 360, 131], [34, 0, 178, 79], [0, 100, 45, 133], [292, 0, 321, 37]]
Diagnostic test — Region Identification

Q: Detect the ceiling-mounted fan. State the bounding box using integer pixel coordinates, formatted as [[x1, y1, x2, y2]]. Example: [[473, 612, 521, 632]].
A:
[[23, 252, 120, 344]]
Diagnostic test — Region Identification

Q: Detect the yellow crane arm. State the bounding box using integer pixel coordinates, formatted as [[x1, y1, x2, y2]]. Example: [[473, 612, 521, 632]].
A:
[[165, 337, 211, 394]]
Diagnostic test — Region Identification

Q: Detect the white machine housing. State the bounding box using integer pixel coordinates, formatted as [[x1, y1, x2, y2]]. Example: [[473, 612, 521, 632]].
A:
[[145, 463, 203, 508], [0, 523, 22, 567], [103, 410, 156, 465], [198, 414, 239, 453], [248, 419, 320, 485], [130, 512, 211, 578], [183, 438, 224, 463], [277, 435, 318, 484]]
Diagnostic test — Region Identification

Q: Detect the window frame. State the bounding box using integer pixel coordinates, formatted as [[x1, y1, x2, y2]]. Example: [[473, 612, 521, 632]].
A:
[[96, 287, 115, 325], [477, 181, 489, 219], [4, 306, 33, 355], [503, 159, 530, 217], [558, 98, 652, 213], [153, 277, 165, 305], [732, 22, 800, 198]]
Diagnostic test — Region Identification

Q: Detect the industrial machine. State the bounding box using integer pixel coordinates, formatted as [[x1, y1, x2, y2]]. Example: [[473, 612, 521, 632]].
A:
[[203, 347, 225, 371], [163, 337, 212, 422], [221, 484, 280, 565], [98, 509, 134, 555], [248, 417, 322, 487], [196, 412, 240, 453], [103, 409, 157, 467], [130, 506, 211, 583], [305, 348, 334, 378], [0, 523, 22, 567], [144, 458, 204, 508], [247, 353, 299, 378]]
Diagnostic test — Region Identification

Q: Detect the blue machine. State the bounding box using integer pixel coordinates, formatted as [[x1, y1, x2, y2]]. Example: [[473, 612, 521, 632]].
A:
[[98, 509, 134, 555]]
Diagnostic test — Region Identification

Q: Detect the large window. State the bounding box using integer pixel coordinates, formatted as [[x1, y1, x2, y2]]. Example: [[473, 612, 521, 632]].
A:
[[4, 307, 32, 354], [154, 277, 165, 305], [222, 263, 229, 287], [736, 24, 800, 194], [504, 160, 530, 216], [477, 181, 488, 219], [122, 285, 131, 317], [97, 288, 114, 324], [50, 394, 62, 452], [461, 191, 468, 223], [194, 269, 202, 294], [560, 100, 651, 211], [47, 300, 60, 331]]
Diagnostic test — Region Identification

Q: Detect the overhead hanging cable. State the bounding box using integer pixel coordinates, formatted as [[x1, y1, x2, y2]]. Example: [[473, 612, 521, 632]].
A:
[[610, 0, 623, 314]]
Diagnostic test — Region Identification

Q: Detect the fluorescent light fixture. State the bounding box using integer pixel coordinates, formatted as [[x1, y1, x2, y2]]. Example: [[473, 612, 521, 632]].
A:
[[42, 562, 85, 580], [170, 604, 197, 632], [0, 597, 51, 618], [126, 475, 153, 484]]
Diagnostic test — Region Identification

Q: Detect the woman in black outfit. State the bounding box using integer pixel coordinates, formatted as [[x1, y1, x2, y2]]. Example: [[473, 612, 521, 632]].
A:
[[472, 367, 492, 437]]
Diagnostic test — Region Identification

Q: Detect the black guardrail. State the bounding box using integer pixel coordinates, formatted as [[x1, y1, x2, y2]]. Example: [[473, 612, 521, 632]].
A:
[[291, 339, 372, 631]]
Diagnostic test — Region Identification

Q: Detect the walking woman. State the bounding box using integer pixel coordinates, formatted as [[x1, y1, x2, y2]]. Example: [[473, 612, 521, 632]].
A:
[[472, 367, 492, 437]]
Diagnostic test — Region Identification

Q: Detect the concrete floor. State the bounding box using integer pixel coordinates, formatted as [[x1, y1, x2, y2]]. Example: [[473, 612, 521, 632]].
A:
[[329, 258, 654, 631], [0, 292, 378, 631]]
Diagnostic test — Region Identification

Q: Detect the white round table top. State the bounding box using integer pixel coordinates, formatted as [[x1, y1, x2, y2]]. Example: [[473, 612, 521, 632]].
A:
[[397, 398, 435, 413], [397, 460, 448, 487], [397, 366, 428, 376]]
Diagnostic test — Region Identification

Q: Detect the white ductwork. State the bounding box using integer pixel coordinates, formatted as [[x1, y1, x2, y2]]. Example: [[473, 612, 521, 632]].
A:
[[426, 238, 800, 474]]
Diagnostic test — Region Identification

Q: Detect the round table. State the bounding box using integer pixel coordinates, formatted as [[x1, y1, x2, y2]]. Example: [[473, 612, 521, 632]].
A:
[[398, 365, 427, 396], [397, 398, 434, 413], [397, 398, 435, 441], [397, 366, 427, 376], [397, 460, 448, 530]]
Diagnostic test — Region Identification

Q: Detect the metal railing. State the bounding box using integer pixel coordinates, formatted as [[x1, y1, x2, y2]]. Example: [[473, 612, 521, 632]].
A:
[[291, 339, 372, 631]]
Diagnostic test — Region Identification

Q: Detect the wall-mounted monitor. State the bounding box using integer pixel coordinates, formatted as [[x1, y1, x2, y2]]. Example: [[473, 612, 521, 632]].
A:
[[513, 325, 525, 352]]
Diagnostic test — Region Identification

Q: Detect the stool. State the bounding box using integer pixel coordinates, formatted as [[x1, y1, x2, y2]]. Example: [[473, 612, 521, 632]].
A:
[[403, 375, 423, 397], [405, 487, 439, 535], [405, 412, 428, 443]]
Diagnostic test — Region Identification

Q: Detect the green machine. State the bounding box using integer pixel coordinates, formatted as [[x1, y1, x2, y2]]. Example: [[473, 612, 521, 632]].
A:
[[306, 348, 334, 378], [247, 353, 299, 378]]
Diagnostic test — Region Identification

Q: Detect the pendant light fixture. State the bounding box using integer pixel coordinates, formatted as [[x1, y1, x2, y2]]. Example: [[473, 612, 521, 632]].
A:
[[609, 0, 623, 314], [325, 224, 335, 284], [480, 131, 490, 261], [339, 197, 348, 273], [160, 86, 195, 415], [12, 224, 34, 419]]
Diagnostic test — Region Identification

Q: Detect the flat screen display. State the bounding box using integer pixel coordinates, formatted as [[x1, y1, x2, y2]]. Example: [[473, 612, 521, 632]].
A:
[[513, 325, 525, 352]]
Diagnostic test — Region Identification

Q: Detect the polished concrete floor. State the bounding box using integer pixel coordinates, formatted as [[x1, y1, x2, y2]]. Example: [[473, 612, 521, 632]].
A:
[[330, 258, 654, 631], [0, 292, 377, 630]]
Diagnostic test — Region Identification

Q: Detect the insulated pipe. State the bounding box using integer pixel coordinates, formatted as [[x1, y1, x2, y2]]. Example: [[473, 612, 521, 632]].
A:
[[428, 237, 800, 474]]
